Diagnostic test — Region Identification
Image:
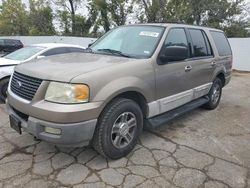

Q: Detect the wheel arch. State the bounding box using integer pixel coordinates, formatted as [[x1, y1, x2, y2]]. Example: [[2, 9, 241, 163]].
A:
[[215, 72, 226, 87], [99, 90, 149, 119], [0, 75, 11, 82]]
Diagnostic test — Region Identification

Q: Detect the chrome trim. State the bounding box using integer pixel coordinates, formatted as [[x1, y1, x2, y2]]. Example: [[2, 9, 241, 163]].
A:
[[160, 89, 193, 113], [148, 101, 161, 117], [7, 75, 30, 104], [147, 83, 212, 118], [193, 83, 212, 99]]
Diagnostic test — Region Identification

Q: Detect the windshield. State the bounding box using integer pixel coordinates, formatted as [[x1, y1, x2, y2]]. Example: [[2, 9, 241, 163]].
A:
[[5, 46, 45, 61], [91, 25, 165, 58]]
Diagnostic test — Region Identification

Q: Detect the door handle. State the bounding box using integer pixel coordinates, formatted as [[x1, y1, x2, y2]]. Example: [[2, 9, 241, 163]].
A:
[[185, 65, 192, 72], [211, 62, 216, 66]]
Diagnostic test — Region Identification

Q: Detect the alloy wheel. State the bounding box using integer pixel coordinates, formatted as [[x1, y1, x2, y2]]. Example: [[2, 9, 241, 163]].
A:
[[111, 112, 137, 149]]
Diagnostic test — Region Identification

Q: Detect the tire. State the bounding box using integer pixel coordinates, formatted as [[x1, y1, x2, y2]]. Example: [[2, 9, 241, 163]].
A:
[[0, 78, 10, 102], [203, 77, 223, 110], [92, 98, 143, 159]]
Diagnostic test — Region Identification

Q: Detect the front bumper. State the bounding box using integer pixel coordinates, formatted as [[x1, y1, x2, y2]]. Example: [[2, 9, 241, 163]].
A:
[[6, 102, 97, 147]]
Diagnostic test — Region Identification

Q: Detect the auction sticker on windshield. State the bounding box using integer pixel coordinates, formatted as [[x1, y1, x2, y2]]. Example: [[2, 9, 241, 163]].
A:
[[139, 31, 159, 37]]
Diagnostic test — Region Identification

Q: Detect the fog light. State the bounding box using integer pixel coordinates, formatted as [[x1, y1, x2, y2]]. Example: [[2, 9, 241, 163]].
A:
[[45, 127, 62, 135]]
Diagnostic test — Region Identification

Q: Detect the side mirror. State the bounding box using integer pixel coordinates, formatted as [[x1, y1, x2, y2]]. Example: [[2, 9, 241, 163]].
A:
[[159, 46, 188, 64], [37, 55, 45, 59]]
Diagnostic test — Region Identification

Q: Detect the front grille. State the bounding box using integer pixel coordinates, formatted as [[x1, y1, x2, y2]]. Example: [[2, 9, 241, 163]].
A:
[[11, 71, 42, 101]]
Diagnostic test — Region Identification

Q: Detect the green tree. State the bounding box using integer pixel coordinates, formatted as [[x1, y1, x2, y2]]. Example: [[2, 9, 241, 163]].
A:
[[134, 0, 167, 22], [0, 0, 29, 35], [87, 0, 133, 36], [54, 0, 81, 35], [224, 20, 250, 37], [108, 0, 132, 26], [88, 0, 110, 32], [134, 0, 248, 37], [75, 15, 94, 36], [165, 0, 192, 23], [29, 0, 56, 35], [57, 10, 72, 35]]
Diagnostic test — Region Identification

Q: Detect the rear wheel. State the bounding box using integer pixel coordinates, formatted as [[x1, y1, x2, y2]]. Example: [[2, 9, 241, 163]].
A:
[[203, 78, 222, 110], [92, 98, 143, 159], [0, 78, 10, 102]]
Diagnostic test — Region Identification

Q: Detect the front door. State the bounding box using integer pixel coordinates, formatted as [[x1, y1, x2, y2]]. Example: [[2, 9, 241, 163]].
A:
[[154, 27, 194, 114]]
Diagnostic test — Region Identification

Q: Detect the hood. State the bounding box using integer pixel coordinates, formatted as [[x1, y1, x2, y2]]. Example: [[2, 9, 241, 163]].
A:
[[15, 53, 138, 82], [0, 58, 20, 67]]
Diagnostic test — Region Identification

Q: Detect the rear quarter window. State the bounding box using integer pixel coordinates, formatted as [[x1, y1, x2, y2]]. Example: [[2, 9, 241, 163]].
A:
[[13, 40, 22, 45], [210, 31, 232, 56]]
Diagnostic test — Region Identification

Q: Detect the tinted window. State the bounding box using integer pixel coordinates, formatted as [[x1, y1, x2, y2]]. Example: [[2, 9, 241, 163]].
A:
[[203, 32, 213, 56], [5, 39, 16, 46], [13, 40, 22, 45], [69, 47, 85, 53], [210, 31, 232, 56], [42, 47, 69, 56], [0, 40, 4, 45], [189, 29, 209, 57], [164, 28, 188, 48]]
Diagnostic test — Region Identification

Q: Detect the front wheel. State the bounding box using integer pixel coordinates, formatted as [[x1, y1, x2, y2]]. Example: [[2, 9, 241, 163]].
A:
[[203, 78, 222, 110], [0, 78, 10, 102], [92, 98, 143, 159]]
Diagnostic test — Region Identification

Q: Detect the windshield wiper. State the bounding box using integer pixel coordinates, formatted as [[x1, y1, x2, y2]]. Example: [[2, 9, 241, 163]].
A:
[[97, 49, 132, 58]]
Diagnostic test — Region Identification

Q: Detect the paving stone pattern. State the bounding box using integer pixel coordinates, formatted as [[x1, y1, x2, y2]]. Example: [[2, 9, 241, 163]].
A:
[[0, 73, 249, 188]]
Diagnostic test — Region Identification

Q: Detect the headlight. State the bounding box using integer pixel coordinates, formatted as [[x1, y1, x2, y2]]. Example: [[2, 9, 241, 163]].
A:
[[45, 82, 89, 104]]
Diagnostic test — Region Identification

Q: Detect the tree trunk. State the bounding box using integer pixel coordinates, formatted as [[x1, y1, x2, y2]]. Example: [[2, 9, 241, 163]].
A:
[[68, 0, 76, 35], [141, 0, 150, 20]]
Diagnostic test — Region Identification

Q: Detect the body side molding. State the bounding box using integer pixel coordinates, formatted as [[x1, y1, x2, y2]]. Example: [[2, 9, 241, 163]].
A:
[[147, 83, 212, 118]]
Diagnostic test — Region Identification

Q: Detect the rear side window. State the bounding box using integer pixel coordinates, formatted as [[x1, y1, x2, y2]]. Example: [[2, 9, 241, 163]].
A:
[[210, 31, 232, 56], [13, 40, 22, 46], [4, 40, 13, 45], [42, 47, 69, 56], [189, 29, 211, 57], [0, 39, 4, 45], [5, 39, 17, 45]]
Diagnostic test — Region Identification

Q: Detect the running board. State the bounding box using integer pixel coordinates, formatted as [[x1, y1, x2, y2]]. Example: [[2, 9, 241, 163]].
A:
[[145, 97, 209, 129]]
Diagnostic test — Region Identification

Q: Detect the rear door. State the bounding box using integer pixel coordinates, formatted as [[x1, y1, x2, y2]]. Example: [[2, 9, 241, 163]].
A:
[[185, 29, 215, 98]]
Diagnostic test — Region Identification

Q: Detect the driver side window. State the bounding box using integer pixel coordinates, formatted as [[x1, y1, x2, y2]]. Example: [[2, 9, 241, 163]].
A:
[[159, 28, 189, 64], [164, 28, 188, 48]]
